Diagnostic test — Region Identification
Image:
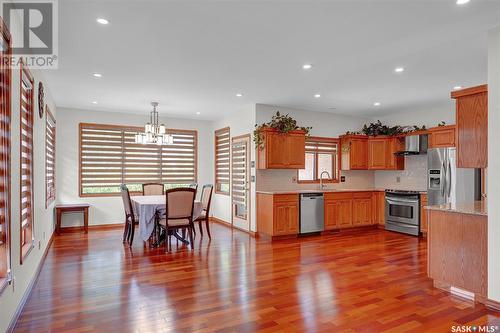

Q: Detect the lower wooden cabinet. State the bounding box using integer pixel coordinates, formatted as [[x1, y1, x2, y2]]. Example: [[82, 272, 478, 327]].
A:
[[372, 191, 385, 225], [428, 210, 487, 298], [352, 193, 373, 226], [420, 193, 428, 233], [257, 193, 299, 237]]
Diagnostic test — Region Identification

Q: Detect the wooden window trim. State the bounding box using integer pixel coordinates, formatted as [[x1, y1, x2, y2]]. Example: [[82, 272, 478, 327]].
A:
[[20, 62, 35, 264], [214, 127, 230, 195], [298, 136, 340, 184], [0, 17, 12, 293], [45, 107, 56, 208], [79, 123, 198, 197]]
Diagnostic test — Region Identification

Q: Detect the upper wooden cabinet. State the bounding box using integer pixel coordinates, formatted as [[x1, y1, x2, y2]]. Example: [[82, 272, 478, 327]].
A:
[[367, 136, 404, 170], [257, 128, 306, 169], [451, 85, 488, 168], [340, 135, 368, 170], [428, 125, 456, 148]]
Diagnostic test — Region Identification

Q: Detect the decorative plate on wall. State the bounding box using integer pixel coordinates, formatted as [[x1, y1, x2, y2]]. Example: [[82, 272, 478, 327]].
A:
[[38, 81, 44, 118]]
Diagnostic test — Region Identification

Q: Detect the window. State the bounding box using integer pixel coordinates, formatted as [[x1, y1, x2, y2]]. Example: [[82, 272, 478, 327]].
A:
[[45, 107, 56, 207], [79, 123, 197, 196], [20, 63, 35, 263], [0, 20, 12, 290], [298, 137, 339, 183], [214, 127, 230, 195]]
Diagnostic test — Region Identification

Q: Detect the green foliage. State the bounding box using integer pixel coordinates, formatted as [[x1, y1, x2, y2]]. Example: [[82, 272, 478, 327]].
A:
[[254, 111, 312, 149], [345, 120, 427, 137]]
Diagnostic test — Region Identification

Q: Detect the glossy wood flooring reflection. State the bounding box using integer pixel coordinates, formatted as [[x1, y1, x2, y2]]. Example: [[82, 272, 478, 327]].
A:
[[14, 224, 500, 333]]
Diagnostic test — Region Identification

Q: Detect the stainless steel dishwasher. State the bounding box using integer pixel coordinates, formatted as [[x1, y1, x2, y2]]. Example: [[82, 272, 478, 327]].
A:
[[300, 193, 324, 234]]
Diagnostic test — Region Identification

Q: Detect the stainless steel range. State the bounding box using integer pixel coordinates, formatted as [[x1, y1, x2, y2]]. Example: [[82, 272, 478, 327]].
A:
[[385, 189, 420, 236]]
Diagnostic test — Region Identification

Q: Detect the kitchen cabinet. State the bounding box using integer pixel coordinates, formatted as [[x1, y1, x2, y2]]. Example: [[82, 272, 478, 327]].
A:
[[451, 85, 488, 168], [340, 135, 368, 170], [372, 191, 385, 225], [428, 210, 487, 299], [368, 138, 387, 169], [367, 136, 405, 170], [428, 125, 456, 148], [352, 193, 373, 226], [420, 193, 428, 233], [256, 193, 299, 238], [257, 128, 306, 169]]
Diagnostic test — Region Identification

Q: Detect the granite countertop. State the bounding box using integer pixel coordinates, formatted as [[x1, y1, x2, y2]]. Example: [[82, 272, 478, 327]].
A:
[[256, 188, 427, 195], [425, 201, 487, 216]]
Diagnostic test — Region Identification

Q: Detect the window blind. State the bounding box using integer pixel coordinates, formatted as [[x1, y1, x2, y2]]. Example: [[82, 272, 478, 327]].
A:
[[299, 137, 339, 182], [0, 21, 11, 284], [79, 123, 197, 196], [20, 64, 34, 260], [214, 127, 230, 194], [45, 108, 56, 207]]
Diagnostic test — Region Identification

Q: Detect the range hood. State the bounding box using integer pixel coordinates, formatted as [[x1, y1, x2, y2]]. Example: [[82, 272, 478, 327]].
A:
[[394, 134, 428, 156]]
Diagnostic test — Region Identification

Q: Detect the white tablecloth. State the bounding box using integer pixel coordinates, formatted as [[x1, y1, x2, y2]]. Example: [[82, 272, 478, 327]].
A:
[[131, 195, 203, 241]]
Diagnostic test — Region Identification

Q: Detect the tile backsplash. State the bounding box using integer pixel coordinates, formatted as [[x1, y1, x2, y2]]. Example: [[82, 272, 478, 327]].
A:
[[256, 155, 428, 192], [256, 169, 376, 191], [374, 155, 428, 191]]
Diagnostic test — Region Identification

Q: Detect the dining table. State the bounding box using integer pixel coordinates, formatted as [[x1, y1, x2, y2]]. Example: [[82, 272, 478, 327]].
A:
[[131, 195, 203, 243]]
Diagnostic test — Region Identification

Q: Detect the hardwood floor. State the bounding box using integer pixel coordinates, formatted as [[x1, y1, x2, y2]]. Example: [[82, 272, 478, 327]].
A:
[[14, 224, 500, 333]]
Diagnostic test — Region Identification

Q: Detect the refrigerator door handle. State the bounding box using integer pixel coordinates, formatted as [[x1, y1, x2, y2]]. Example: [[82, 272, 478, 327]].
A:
[[447, 159, 452, 198], [441, 161, 446, 198]]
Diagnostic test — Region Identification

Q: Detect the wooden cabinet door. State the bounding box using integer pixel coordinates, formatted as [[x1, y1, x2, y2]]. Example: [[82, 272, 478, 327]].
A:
[[373, 192, 385, 225], [286, 133, 306, 169], [266, 132, 288, 168], [420, 193, 428, 233], [368, 138, 387, 169], [352, 198, 372, 225], [386, 137, 405, 170], [456, 92, 488, 168], [350, 138, 368, 169], [273, 201, 298, 235], [336, 199, 353, 228], [428, 125, 456, 149], [461, 214, 487, 297], [324, 200, 338, 230]]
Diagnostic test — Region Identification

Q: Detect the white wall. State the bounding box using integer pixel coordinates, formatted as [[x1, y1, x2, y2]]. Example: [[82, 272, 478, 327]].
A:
[[487, 26, 500, 302], [374, 101, 455, 128], [255, 104, 375, 191], [0, 27, 58, 333], [211, 104, 256, 232], [57, 107, 214, 227]]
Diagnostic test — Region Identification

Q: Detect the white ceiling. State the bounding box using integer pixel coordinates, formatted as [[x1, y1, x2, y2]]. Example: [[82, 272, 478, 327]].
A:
[[46, 0, 500, 120]]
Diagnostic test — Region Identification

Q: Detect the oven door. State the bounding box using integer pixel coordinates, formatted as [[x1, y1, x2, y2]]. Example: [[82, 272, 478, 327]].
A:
[[385, 196, 419, 225]]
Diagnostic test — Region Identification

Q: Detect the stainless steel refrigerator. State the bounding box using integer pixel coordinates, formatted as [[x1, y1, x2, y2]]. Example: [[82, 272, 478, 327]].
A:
[[427, 148, 481, 205]]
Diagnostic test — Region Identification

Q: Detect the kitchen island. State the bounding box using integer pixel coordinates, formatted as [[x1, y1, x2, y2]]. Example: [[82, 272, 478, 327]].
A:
[[426, 201, 488, 303]]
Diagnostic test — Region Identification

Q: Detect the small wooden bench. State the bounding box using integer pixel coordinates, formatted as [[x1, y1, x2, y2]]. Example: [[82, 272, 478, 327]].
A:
[[55, 204, 90, 234]]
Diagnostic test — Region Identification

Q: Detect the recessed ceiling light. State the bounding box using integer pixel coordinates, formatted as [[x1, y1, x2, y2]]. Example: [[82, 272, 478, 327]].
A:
[[97, 18, 109, 25], [302, 64, 313, 70], [236, 93, 243, 97], [394, 67, 405, 73], [328, 106, 337, 110], [92, 101, 98, 104], [314, 94, 321, 98], [93, 73, 102, 78], [453, 86, 462, 90], [456, 0, 470, 5], [196, 112, 201, 115], [373, 102, 381, 107]]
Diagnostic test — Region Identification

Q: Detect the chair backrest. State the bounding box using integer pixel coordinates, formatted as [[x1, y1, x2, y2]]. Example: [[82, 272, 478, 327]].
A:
[[143, 183, 164, 196], [200, 184, 214, 214], [189, 183, 198, 191], [120, 184, 134, 218], [165, 188, 196, 220]]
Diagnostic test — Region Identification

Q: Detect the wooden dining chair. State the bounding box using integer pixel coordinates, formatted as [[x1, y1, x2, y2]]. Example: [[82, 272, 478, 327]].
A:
[[142, 183, 164, 195], [157, 188, 196, 252], [120, 184, 139, 246], [194, 184, 213, 238]]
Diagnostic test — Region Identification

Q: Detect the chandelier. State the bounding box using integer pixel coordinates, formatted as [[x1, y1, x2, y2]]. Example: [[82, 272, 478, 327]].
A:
[[134, 102, 173, 145]]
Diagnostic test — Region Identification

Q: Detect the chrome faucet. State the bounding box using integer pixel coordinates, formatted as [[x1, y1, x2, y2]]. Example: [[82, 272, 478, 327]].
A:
[[319, 171, 331, 190]]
